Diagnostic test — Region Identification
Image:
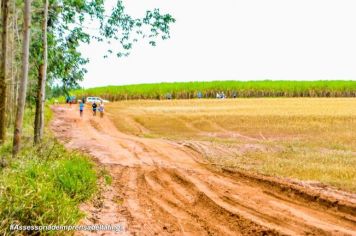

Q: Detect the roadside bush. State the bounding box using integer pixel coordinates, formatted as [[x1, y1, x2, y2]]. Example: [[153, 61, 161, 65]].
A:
[[0, 141, 98, 235], [55, 155, 97, 202]]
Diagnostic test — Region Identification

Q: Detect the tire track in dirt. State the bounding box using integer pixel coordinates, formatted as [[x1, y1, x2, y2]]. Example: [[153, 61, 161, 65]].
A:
[[51, 106, 356, 235]]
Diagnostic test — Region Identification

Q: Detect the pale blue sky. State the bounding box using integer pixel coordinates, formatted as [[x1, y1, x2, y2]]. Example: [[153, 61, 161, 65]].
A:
[[80, 0, 356, 88]]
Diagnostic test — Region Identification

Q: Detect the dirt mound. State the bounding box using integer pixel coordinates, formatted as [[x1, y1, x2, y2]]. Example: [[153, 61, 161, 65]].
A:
[[51, 106, 356, 235]]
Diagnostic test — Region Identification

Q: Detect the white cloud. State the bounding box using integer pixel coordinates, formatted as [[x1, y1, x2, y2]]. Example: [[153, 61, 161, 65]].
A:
[[80, 0, 356, 88]]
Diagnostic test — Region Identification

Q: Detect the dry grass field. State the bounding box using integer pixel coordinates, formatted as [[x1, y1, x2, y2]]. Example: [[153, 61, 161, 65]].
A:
[[107, 98, 356, 191]]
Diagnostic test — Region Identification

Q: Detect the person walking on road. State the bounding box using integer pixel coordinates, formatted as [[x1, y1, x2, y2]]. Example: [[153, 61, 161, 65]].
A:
[[79, 100, 84, 117], [92, 102, 98, 116], [98, 102, 104, 118]]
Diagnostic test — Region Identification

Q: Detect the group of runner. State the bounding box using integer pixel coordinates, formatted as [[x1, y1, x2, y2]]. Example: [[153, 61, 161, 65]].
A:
[[79, 100, 104, 118]]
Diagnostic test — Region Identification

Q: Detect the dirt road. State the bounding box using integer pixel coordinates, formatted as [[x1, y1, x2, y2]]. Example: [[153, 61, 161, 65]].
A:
[[51, 106, 356, 236]]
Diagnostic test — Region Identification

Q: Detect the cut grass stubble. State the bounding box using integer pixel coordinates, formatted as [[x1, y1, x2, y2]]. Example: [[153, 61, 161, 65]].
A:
[[107, 98, 356, 192]]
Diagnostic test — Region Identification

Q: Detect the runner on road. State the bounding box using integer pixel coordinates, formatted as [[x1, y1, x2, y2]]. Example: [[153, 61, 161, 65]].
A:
[[92, 102, 97, 116], [98, 102, 104, 118], [79, 100, 84, 117]]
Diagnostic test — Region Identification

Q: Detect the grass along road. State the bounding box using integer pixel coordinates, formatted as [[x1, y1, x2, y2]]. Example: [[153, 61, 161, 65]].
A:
[[107, 98, 356, 192]]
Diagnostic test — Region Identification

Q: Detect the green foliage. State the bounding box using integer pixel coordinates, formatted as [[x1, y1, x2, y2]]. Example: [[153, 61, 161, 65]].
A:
[[55, 156, 97, 201], [72, 80, 356, 100], [0, 159, 82, 231], [101, 1, 175, 58], [22, 0, 175, 99], [0, 107, 98, 235], [0, 140, 98, 235], [42, 0, 175, 95]]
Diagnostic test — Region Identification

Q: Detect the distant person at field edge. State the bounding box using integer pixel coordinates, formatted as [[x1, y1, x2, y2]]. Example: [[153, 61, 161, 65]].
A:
[[69, 97, 72, 106], [217, 91, 224, 99], [98, 102, 104, 118], [92, 102, 97, 116], [79, 100, 84, 117], [197, 91, 202, 99]]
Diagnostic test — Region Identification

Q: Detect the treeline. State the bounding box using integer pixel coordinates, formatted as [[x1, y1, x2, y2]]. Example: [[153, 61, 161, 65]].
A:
[[73, 80, 356, 101], [0, 0, 175, 155]]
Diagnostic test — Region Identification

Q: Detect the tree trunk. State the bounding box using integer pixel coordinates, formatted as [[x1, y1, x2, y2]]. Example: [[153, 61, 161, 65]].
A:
[[12, 0, 31, 155], [34, 0, 48, 144], [0, 0, 10, 144], [6, 0, 17, 128], [7, 2, 15, 127], [13, 7, 20, 116]]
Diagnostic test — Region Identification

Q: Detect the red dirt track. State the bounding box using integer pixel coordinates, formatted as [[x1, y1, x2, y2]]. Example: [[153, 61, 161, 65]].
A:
[[51, 106, 356, 236]]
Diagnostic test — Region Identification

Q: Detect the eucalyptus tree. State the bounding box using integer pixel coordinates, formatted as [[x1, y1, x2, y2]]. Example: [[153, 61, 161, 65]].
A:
[[0, 0, 10, 143], [34, 0, 48, 144], [13, 0, 32, 155]]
